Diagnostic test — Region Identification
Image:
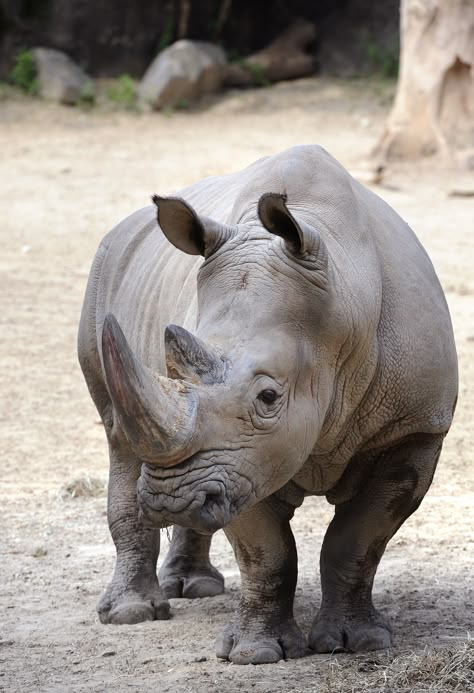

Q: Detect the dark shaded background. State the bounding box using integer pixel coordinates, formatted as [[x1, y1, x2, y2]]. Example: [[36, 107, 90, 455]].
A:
[[0, 0, 399, 78]]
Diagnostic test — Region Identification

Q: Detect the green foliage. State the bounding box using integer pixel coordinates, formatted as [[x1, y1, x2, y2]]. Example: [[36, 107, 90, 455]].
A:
[[76, 80, 95, 108], [158, 15, 175, 53], [234, 58, 270, 87], [9, 50, 39, 95], [174, 97, 190, 110], [162, 97, 191, 116], [106, 74, 137, 109], [0, 81, 9, 100], [361, 32, 399, 79]]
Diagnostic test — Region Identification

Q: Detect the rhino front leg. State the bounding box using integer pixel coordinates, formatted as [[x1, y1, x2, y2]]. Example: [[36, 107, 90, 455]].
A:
[[97, 439, 170, 625], [310, 433, 444, 653], [216, 496, 306, 664], [159, 526, 224, 599]]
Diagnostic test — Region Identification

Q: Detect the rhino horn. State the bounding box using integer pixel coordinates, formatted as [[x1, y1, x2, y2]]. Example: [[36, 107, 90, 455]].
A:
[[102, 314, 200, 466], [165, 324, 226, 384]]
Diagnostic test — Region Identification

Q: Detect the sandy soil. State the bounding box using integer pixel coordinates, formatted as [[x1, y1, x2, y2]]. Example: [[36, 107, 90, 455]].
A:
[[1, 78, 473, 693]]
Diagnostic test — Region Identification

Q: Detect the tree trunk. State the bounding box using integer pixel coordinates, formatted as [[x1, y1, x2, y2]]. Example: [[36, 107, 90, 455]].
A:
[[223, 18, 317, 86], [374, 0, 474, 162]]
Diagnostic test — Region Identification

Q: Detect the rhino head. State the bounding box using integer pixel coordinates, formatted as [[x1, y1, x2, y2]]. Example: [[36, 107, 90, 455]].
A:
[[102, 193, 335, 533]]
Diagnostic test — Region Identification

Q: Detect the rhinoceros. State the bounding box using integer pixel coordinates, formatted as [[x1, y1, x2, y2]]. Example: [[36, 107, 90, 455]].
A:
[[78, 145, 457, 664]]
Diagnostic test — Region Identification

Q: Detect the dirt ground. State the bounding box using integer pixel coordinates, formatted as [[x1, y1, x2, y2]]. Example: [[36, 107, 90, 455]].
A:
[[1, 78, 473, 693]]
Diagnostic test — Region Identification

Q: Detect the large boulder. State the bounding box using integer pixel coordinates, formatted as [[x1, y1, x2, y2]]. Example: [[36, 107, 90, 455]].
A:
[[138, 40, 226, 109], [32, 48, 92, 105]]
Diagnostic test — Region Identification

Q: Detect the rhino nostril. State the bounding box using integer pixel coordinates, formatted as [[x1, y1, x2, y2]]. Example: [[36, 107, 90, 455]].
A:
[[204, 489, 222, 509], [201, 485, 227, 525]]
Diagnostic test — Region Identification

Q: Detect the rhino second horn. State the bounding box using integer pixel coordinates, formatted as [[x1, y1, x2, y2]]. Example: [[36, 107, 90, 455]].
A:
[[165, 324, 226, 385], [102, 313, 200, 466]]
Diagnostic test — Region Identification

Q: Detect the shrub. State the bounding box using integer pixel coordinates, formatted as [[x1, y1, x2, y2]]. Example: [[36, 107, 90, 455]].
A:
[[234, 58, 270, 87], [77, 79, 95, 107], [106, 74, 137, 109], [9, 50, 39, 94], [361, 32, 399, 78]]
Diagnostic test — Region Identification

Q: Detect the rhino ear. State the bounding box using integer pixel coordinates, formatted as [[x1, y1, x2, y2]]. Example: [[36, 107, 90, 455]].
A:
[[258, 193, 323, 260], [152, 195, 232, 257]]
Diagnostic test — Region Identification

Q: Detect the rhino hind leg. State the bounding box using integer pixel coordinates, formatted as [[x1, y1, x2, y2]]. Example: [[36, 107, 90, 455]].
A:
[[216, 496, 306, 664], [97, 435, 170, 625], [310, 433, 444, 653], [159, 526, 225, 599]]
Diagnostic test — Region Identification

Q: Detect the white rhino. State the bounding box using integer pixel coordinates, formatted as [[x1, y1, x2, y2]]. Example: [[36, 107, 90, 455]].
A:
[[78, 145, 458, 664]]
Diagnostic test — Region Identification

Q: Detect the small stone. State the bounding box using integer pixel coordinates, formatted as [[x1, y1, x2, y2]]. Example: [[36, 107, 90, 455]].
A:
[[194, 655, 207, 662], [101, 650, 116, 657], [32, 546, 48, 557]]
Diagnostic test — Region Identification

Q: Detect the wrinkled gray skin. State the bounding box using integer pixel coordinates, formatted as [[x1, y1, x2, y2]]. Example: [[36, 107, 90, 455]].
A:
[[78, 145, 458, 664]]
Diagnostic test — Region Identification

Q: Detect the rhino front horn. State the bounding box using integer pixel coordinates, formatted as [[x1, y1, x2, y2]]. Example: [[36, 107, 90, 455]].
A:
[[101, 313, 200, 466]]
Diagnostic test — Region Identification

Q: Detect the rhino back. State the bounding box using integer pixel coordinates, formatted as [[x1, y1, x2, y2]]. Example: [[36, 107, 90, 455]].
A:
[[356, 186, 458, 448]]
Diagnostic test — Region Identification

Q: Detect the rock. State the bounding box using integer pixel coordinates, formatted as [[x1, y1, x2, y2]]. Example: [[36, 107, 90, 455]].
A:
[[138, 40, 226, 109], [32, 48, 92, 105]]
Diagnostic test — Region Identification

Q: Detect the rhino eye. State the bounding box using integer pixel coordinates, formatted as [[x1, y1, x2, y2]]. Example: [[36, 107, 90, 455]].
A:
[[258, 389, 278, 405]]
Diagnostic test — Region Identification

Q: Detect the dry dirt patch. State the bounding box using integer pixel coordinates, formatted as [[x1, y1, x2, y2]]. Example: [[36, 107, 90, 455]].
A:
[[0, 78, 473, 692]]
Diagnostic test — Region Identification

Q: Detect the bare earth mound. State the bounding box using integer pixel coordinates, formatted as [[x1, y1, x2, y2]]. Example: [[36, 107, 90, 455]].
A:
[[1, 78, 473, 692]]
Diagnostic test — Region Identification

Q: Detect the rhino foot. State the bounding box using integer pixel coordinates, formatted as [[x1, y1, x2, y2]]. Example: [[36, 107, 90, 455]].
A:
[[309, 609, 392, 653], [97, 580, 170, 625], [159, 566, 224, 599], [216, 618, 307, 664], [158, 526, 225, 599]]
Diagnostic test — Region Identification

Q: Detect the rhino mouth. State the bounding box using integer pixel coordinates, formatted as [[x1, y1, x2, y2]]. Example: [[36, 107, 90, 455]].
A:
[[137, 452, 257, 534]]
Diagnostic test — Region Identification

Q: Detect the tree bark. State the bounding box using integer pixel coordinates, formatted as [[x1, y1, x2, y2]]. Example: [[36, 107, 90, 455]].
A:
[[374, 0, 474, 162]]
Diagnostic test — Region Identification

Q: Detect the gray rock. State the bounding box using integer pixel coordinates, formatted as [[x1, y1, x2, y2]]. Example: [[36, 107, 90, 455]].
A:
[[32, 48, 92, 105], [138, 40, 226, 109]]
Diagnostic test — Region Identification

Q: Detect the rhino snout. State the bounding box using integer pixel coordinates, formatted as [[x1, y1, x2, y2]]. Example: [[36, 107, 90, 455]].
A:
[[137, 467, 233, 534]]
